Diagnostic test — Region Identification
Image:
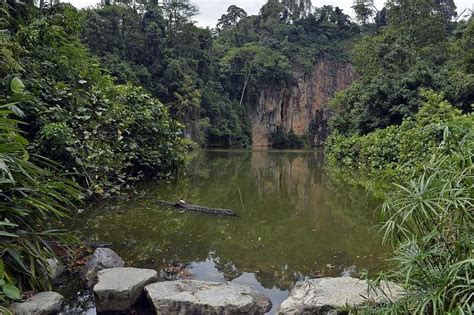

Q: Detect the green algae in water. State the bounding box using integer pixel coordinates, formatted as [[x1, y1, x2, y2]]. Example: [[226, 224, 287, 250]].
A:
[[70, 149, 389, 312]]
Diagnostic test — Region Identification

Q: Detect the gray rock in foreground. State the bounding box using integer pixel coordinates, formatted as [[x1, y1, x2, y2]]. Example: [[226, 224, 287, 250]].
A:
[[83, 247, 125, 285], [10, 291, 64, 315], [145, 280, 272, 314], [93, 267, 158, 312], [278, 277, 404, 314], [46, 258, 65, 283]]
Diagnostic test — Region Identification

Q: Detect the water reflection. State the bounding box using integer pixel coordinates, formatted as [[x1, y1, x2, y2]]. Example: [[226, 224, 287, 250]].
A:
[[71, 149, 387, 311]]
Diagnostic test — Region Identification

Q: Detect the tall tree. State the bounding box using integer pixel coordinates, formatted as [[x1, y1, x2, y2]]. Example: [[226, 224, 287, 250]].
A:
[[387, 0, 449, 45], [281, 0, 312, 22], [162, 0, 198, 31], [353, 3, 374, 25], [217, 5, 247, 31]]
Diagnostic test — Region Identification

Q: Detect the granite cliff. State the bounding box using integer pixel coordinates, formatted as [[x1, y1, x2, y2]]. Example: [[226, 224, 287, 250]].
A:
[[251, 59, 357, 147]]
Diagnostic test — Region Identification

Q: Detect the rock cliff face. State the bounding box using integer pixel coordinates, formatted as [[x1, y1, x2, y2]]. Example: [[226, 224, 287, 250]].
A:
[[251, 59, 356, 147]]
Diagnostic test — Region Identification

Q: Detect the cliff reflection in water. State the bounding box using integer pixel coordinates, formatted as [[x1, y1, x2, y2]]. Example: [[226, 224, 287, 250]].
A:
[[71, 149, 387, 291]]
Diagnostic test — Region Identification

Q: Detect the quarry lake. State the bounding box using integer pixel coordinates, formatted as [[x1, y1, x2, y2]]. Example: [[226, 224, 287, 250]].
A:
[[70, 149, 388, 313]]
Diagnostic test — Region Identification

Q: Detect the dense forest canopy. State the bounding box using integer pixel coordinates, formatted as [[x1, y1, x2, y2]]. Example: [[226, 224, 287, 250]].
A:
[[7, 0, 469, 150], [78, 0, 360, 147]]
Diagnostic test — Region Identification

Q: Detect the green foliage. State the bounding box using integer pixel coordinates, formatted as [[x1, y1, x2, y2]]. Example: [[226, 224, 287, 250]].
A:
[[326, 91, 473, 178], [0, 101, 83, 303], [216, 5, 247, 31], [200, 82, 250, 147], [80, 2, 359, 147], [327, 90, 473, 313], [1, 4, 186, 196], [353, 3, 373, 25], [221, 43, 291, 107], [271, 127, 308, 149], [330, 4, 473, 136], [362, 131, 473, 313], [326, 3, 473, 311], [80, 3, 218, 146]]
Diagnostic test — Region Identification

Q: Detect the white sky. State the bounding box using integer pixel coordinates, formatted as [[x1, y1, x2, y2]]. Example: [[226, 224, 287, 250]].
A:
[[66, 0, 473, 27]]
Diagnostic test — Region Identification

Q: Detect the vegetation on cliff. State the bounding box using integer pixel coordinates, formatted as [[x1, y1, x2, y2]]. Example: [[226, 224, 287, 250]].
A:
[[79, 0, 360, 147]]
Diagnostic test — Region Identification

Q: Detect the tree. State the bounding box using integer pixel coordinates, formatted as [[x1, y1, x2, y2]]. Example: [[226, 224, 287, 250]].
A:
[[387, 0, 448, 45], [353, 3, 374, 25], [162, 0, 198, 31], [375, 7, 388, 28], [222, 43, 290, 107], [217, 5, 247, 31], [281, 0, 312, 22], [313, 5, 352, 31]]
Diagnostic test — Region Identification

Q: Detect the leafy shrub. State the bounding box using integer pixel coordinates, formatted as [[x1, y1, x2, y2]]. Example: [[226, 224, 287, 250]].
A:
[[1, 5, 186, 196], [38, 122, 75, 160], [327, 90, 474, 314], [200, 82, 251, 147], [271, 127, 308, 149], [326, 90, 474, 179], [364, 131, 473, 313], [0, 103, 82, 304]]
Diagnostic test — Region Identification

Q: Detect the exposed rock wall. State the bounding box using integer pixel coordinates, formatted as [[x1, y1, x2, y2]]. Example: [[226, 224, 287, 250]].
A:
[[251, 59, 356, 147]]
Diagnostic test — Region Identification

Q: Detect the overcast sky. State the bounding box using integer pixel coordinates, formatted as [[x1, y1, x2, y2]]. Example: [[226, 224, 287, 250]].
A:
[[66, 0, 473, 27]]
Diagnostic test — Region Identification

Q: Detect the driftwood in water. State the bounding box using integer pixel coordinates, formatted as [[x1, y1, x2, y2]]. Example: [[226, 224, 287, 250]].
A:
[[157, 200, 237, 217]]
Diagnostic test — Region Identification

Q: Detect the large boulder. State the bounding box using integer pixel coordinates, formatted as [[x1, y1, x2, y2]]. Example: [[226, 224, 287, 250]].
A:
[[145, 280, 272, 314], [93, 267, 158, 312], [10, 291, 64, 315], [83, 247, 125, 285], [278, 277, 404, 314]]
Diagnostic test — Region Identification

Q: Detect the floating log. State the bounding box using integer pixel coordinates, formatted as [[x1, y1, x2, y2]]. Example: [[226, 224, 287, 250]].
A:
[[157, 200, 237, 217]]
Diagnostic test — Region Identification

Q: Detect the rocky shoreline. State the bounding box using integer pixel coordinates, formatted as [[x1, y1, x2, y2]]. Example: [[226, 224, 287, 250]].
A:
[[10, 248, 404, 314]]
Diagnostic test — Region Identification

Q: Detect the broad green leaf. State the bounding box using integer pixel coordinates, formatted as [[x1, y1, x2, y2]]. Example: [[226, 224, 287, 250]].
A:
[[2, 284, 21, 300], [0, 259, 4, 278], [9, 77, 25, 95]]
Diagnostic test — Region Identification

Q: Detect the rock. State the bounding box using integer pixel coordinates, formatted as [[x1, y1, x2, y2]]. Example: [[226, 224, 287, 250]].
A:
[[10, 291, 64, 315], [93, 267, 158, 312], [340, 265, 357, 277], [252, 60, 357, 147], [83, 247, 125, 285], [46, 258, 65, 283], [145, 280, 272, 314], [278, 277, 404, 314]]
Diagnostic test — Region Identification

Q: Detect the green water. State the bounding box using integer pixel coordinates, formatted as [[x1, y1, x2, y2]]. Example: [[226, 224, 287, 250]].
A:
[[71, 149, 388, 312]]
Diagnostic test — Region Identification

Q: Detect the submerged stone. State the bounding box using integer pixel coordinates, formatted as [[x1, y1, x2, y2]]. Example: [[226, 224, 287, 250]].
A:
[[93, 267, 158, 312], [145, 280, 272, 314], [278, 277, 404, 314], [10, 291, 64, 315], [83, 247, 125, 285]]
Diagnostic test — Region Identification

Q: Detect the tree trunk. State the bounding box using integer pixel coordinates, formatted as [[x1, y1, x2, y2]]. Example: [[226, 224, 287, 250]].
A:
[[157, 200, 237, 217], [239, 73, 250, 107]]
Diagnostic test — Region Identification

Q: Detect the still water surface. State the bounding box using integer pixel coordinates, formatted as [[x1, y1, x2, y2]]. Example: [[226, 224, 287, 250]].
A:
[[71, 149, 388, 313]]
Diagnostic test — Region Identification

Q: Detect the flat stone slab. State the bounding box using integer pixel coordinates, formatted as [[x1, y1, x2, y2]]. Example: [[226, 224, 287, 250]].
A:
[[10, 291, 64, 315], [93, 267, 158, 312], [145, 280, 272, 314], [278, 277, 404, 314]]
